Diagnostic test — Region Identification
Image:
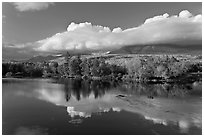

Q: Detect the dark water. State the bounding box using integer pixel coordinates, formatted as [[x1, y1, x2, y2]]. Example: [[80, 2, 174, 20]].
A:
[[2, 78, 202, 135]]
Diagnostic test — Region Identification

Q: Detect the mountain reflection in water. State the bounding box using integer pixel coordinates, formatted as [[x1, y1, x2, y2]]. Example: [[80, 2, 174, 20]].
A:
[[2, 78, 202, 135]]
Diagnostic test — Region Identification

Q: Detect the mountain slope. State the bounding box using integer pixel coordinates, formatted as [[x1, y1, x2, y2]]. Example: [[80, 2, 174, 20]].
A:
[[25, 43, 202, 63], [110, 44, 202, 55], [27, 55, 63, 62]]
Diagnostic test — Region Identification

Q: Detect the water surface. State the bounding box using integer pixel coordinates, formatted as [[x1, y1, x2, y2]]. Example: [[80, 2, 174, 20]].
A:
[[2, 78, 202, 135]]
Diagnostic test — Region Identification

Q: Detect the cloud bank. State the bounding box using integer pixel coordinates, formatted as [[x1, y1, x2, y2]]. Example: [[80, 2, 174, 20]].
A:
[[33, 10, 201, 52], [12, 2, 54, 12], [4, 10, 202, 58]]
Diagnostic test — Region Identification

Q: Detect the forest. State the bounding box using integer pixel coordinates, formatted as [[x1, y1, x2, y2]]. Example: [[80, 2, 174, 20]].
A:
[[2, 53, 202, 83]]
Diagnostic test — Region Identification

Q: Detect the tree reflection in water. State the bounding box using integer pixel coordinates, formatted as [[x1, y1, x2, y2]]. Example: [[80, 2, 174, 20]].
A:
[[53, 78, 201, 102], [2, 78, 201, 135], [59, 79, 114, 102]]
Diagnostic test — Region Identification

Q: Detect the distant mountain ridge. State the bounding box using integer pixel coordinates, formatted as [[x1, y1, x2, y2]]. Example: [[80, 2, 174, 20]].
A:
[[22, 43, 202, 63], [110, 44, 202, 55], [26, 55, 62, 63]]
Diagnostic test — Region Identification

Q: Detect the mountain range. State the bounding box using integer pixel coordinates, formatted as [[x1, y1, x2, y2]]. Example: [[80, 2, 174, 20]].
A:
[[24, 43, 201, 63], [2, 42, 202, 63], [110, 43, 202, 54]]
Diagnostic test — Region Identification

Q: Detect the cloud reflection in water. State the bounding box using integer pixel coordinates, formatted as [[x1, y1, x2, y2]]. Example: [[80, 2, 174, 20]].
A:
[[11, 79, 201, 132]]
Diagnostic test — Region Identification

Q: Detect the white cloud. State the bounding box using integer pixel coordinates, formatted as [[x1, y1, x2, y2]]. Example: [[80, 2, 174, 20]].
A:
[[193, 14, 202, 22], [144, 13, 169, 24], [179, 10, 193, 18], [7, 10, 202, 54], [12, 2, 54, 12], [67, 22, 111, 33], [112, 27, 123, 33]]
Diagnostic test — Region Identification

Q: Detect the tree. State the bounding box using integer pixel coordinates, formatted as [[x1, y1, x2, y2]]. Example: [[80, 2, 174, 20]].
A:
[[2, 63, 10, 76], [50, 62, 58, 74], [125, 58, 141, 79], [80, 58, 90, 76], [69, 55, 82, 76], [90, 58, 100, 77], [5, 72, 13, 77], [65, 51, 71, 63], [57, 65, 65, 76], [98, 57, 111, 76], [99, 61, 111, 76], [32, 67, 43, 77], [9, 63, 15, 73]]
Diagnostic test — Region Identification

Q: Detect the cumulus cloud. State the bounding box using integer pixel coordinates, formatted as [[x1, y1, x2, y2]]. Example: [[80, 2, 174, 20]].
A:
[[112, 27, 123, 33], [5, 10, 202, 55], [144, 13, 170, 24], [12, 2, 54, 12], [67, 22, 111, 33], [179, 10, 193, 18]]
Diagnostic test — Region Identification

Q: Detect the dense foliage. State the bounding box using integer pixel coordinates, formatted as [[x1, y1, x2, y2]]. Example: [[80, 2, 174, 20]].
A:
[[107, 55, 201, 82], [2, 62, 43, 78], [58, 55, 127, 80], [121, 55, 201, 82], [2, 54, 202, 83]]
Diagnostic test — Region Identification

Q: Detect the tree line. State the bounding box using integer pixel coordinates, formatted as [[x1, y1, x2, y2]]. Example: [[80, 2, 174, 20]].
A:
[[121, 55, 202, 82], [2, 53, 202, 83], [57, 54, 127, 80]]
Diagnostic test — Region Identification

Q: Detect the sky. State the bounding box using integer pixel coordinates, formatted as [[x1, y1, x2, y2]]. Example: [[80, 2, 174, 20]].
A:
[[2, 2, 202, 59]]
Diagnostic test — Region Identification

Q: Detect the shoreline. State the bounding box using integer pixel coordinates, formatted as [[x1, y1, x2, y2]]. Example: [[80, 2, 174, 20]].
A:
[[3, 73, 202, 85]]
